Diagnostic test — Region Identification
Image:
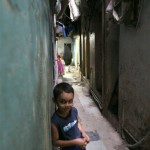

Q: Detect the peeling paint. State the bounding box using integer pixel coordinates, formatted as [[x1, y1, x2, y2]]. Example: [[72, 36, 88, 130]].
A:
[[3, 0, 20, 12]]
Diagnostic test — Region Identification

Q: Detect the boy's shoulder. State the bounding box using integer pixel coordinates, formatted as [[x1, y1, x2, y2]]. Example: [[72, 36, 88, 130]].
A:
[[51, 111, 57, 120], [51, 111, 62, 125], [72, 106, 78, 112]]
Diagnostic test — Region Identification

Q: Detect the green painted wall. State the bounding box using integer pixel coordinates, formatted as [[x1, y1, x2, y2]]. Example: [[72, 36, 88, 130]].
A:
[[0, 1, 53, 150]]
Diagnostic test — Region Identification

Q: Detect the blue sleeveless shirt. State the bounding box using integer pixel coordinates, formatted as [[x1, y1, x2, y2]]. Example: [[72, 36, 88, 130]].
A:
[[51, 107, 85, 150]]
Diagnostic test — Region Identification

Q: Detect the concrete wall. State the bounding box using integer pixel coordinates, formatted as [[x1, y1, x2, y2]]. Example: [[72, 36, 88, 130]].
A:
[[73, 36, 80, 68], [0, 1, 53, 150], [57, 37, 78, 68], [119, 0, 150, 143], [80, 0, 150, 148], [57, 37, 73, 56]]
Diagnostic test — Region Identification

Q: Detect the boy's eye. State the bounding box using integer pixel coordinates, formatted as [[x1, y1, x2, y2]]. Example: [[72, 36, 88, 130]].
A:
[[60, 100, 66, 104], [58, 99, 73, 104], [68, 99, 73, 103]]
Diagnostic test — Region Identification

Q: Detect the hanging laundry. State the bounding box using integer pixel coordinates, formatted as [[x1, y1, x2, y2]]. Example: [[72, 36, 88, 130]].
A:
[[55, 0, 61, 14], [56, 21, 66, 37], [106, 0, 141, 26], [69, 0, 80, 21]]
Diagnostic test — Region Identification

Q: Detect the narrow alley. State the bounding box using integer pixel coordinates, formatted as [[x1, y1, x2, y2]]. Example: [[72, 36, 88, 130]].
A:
[[60, 67, 128, 150], [1, 1, 150, 150]]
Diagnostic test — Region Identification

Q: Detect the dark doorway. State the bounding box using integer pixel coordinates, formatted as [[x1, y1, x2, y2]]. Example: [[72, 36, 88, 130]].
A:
[[64, 43, 71, 50]]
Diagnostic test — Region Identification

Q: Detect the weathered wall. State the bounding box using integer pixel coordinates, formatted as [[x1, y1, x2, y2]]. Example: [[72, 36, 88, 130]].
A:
[[89, 33, 95, 88], [0, 1, 53, 150], [80, 0, 150, 148], [119, 1, 150, 148], [73, 36, 80, 68]]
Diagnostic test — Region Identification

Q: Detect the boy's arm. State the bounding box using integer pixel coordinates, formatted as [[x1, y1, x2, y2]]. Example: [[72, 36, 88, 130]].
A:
[[78, 121, 90, 143], [51, 123, 87, 148]]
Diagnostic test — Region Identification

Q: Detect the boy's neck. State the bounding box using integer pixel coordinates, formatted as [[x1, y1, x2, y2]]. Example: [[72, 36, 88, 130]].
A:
[[56, 109, 70, 118]]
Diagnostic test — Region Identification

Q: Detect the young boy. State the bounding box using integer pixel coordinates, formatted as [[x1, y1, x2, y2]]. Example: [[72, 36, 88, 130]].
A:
[[51, 82, 90, 150]]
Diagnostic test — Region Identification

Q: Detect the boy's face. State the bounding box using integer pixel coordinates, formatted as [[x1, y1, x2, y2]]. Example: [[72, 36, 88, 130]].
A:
[[56, 91, 74, 116]]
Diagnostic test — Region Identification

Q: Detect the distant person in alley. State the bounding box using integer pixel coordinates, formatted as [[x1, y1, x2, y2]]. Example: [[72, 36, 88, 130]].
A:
[[56, 54, 64, 84], [51, 82, 90, 150], [57, 54, 64, 76]]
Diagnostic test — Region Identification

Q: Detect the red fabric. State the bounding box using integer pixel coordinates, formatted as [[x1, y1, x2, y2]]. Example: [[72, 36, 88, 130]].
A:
[[57, 58, 64, 75]]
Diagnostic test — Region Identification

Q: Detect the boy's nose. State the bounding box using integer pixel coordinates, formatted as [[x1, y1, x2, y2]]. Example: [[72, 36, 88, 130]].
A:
[[65, 102, 71, 107]]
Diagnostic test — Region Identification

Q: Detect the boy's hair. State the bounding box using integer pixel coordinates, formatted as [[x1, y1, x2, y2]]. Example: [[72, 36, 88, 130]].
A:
[[53, 82, 74, 101]]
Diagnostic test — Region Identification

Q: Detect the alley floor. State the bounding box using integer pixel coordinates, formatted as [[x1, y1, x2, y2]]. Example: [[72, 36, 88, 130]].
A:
[[58, 66, 128, 150]]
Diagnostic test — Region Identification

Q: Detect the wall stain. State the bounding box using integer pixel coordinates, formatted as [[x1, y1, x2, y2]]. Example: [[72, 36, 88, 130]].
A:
[[3, 0, 20, 12]]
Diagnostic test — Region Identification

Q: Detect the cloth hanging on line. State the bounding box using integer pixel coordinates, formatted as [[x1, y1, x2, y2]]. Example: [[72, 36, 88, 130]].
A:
[[69, 0, 80, 21], [56, 21, 66, 37], [106, 0, 140, 26]]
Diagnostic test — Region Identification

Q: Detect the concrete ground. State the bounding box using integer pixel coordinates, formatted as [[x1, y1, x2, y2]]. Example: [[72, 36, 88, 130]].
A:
[[58, 67, 128, 150]]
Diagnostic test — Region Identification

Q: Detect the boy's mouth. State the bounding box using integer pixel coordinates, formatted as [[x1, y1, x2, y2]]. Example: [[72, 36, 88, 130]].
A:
[[64, 107, 71, 112]]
